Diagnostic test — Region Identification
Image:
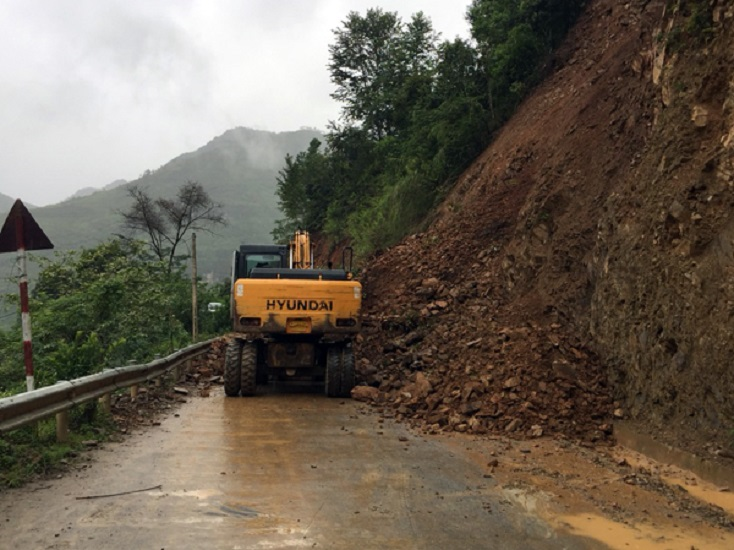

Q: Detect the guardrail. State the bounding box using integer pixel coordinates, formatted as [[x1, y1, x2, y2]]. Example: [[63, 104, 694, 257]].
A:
[[0, 338, 218, 442]]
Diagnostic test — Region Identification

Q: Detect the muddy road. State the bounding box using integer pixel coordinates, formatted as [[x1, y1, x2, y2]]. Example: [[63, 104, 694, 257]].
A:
[[1, 387, 601, 549], [3, 387, 734, 549]]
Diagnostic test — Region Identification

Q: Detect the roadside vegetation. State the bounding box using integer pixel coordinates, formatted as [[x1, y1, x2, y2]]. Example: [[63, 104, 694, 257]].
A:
[[0, 185, 230, 488], [0, 409, 115, 488], [273, 0, 586, 255]]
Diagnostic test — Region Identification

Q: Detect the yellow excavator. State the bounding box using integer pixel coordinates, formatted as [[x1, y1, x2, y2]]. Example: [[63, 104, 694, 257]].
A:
[[225, 230, 361, 397]]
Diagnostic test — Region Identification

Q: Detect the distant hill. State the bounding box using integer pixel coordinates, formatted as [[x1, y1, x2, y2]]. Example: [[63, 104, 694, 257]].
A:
[[0, 193, 16, 213], [68, 179, 128, 200], [0, 127, 322, 281]]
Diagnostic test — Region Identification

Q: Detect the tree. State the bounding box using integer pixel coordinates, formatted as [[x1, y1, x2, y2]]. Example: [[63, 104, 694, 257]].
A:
[[272, 138, 333, 241], [468, 0, 585, 121], [0, 239, 191, 390], [120, 181, 226, 270], [272, 3, 586, 257], [329, 9, 438, 140]]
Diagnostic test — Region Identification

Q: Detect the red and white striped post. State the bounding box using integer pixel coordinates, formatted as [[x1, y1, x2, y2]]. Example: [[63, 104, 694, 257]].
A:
[[0, 199, 53, 392], [15, 211, 34, 391]]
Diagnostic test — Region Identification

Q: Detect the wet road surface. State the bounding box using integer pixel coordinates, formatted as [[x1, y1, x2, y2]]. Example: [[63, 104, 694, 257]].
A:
[[0, 387, 603, 549]]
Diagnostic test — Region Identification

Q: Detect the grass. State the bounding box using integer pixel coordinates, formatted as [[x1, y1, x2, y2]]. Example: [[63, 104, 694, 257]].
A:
[[0, 403, 115, 489]]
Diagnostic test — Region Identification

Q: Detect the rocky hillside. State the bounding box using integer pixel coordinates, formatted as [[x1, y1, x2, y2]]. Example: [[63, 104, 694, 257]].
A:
[[356, 0, 734, 452]]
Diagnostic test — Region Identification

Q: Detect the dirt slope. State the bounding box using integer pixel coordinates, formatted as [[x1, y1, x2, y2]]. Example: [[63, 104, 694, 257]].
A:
[[356, 0, 734, 453]]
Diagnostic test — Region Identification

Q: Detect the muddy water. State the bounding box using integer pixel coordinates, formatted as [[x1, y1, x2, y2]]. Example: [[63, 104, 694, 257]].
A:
[[0, 388, 601, 549], [614, 422, 734, 488]]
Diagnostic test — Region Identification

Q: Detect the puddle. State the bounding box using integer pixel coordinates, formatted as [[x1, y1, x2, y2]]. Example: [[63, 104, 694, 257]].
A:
[[661, 475, 734, 516], [166, 489, 223, 500], [560, 513, 734, 550], [615, 422, 734, 489], [218, 504, 260, 518], [502, 487, 549, 514]]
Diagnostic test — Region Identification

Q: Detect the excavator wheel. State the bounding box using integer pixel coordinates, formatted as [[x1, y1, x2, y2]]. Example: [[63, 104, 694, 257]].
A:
[[325, 345, 355, 398], [342, 346, 356, 395], [224, 339, 243, 397], [240, 341, 258, 396]]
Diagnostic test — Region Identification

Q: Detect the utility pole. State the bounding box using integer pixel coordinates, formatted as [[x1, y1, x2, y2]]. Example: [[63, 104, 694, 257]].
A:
[[191, 232, 198, 342]]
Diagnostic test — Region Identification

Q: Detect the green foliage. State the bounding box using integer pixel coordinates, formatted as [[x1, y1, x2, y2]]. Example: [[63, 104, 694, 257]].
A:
[[197, 278, 231, 337], [0, 326, 23, 396], [0, 406, 114, 488], [273, 139, 334, 242], [274, 3, 585, 256], [659, 0, 714, 51], [0, 238, 193, 393], [469, 0, 585, 121]]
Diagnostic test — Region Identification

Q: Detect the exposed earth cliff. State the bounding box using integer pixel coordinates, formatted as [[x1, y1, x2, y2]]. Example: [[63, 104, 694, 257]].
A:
[[356, 0, 734, 455]]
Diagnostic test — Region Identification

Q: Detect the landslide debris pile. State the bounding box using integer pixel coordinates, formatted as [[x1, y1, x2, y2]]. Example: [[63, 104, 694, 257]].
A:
[[356, 0, 734, 447], [353, 0, 723, 443], [355, 234, 615, 443]]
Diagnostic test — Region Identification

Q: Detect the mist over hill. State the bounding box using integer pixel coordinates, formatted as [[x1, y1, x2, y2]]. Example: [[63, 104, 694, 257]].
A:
[[0, 193, 16, 213], [0, 127, 322, 282]]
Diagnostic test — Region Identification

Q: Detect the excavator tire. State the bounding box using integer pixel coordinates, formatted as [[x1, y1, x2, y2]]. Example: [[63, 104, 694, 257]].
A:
[[342, 346, 356, 396], [240, 341, 257, 396], [325, 345, 355, 398], [224, 339, 243, 397], [325, 345, 342, 398]]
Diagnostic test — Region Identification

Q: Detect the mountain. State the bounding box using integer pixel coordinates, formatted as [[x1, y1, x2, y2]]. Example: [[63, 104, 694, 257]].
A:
[[0, 193, 16, 213], [358, 1, 734, 452], [0, 127, 322, 280], [68, 179, 128, 200]]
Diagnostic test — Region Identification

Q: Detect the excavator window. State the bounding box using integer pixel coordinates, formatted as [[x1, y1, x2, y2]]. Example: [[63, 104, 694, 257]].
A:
[[245, 254, 282, 277]]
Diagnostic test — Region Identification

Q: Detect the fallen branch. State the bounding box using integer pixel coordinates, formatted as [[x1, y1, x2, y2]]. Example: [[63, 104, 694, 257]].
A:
[[76, 484, 162, 500]]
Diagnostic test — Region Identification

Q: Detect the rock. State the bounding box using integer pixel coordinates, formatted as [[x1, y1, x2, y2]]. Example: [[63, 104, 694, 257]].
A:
[[405, 332, 425, 346], [504, 376, 520, 389], [351, 386, 380, 402], [460, 401, 482, 416], [668, 200, 686, 221], [505, 418, 521, 432], [691, 105, 709, 127], [422, 277, 440, 288], [414, 372, 433, 399], [383, 342, 398, 353]]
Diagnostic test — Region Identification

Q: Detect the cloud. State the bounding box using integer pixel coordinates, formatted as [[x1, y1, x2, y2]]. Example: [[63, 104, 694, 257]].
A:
[[0, 0, 470, 206]]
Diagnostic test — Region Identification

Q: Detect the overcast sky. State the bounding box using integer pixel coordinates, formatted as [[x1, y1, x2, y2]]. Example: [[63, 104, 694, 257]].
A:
[[0, 1, 471, 207]]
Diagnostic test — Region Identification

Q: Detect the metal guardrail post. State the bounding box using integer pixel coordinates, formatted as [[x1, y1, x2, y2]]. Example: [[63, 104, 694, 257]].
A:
[[56, 410, 69, 443], [98, 393, 111, 414]]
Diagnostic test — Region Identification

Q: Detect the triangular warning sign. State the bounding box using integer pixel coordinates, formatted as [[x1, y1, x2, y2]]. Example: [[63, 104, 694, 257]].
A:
[[0, 199, 54, 253]]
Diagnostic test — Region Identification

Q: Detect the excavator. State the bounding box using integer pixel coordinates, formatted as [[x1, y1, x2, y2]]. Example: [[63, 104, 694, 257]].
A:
[[225, 230, 361, 397]]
